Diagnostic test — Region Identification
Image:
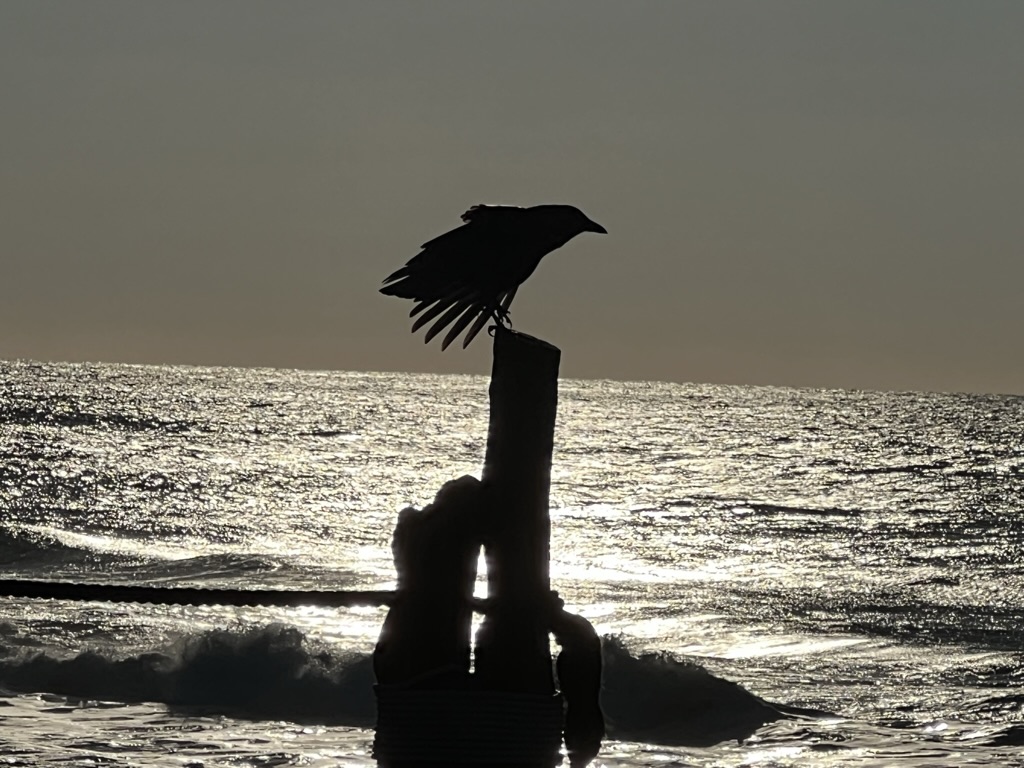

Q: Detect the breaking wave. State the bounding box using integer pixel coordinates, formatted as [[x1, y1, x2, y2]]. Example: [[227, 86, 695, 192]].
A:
[[0, 625, 811, 745]]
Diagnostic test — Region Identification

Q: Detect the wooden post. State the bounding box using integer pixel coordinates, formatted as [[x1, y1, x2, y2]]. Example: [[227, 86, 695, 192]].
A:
[[373, 325, 565, 767], [474, 325, 561, 695]]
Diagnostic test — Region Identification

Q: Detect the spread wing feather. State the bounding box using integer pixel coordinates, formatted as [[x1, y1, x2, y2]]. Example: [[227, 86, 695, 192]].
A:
[[442, 303, 487, 351], [424, 301, 477, 346], [460, 287, 518, 349], [462, 311, 493, 350], [500, 287, 517, 313], [409, 299, 433, 318], [411, 294, 467, 333]]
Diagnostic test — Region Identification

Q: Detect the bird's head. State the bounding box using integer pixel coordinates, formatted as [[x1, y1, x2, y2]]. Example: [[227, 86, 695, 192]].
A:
[[534, 204, 608, 238]]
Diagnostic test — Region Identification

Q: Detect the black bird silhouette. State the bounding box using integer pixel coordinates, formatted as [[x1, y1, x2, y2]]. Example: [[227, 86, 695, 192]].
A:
[[380, 204, 607, 349]]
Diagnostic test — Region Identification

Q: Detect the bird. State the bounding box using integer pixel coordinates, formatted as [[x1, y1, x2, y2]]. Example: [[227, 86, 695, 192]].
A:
[[380, 204, 607, 350]]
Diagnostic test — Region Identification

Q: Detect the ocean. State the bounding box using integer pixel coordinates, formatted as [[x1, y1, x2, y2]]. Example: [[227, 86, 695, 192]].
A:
[[1, 359, 1022, 767]]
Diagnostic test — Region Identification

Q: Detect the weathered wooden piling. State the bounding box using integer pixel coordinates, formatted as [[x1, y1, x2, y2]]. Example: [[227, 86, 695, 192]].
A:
[[474, 325, 561, 695], [373, 324, 566, 766]]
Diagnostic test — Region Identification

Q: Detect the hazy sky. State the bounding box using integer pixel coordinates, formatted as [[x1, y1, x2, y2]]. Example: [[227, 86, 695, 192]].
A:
[[2, 2, 1022, 393]]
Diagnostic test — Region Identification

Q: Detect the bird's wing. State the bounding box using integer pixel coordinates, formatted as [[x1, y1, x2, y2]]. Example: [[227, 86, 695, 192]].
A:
[[380, 205, 528, 302], [379, 204, 537, 349], [459, 203, 527, 225], [414, 204, 527, 251]]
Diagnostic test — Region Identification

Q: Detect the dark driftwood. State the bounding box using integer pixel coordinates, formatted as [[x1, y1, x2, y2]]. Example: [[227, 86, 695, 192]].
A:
[[474, 325, 561, 695], [0, 579, 394, 608]]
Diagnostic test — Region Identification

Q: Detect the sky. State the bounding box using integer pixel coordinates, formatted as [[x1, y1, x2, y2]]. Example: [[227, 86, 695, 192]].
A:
[[2, 2, 1022, 394]]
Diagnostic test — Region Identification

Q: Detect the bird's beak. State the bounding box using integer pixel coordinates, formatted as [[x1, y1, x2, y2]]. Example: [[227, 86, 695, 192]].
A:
[[584, 219, 607, 235]]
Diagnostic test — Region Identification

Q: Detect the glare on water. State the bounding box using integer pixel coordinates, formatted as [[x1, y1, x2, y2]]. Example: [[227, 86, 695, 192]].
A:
[[2, 361, 1023, 766]]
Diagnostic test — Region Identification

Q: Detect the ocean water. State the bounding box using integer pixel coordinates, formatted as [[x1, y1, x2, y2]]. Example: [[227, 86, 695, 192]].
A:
[[1, 358, 1022, 767]]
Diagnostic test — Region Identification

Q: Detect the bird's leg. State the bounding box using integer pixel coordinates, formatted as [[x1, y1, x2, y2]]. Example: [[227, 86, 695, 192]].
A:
[[487, 304, 513, 340], [491, 305, 513, 328]]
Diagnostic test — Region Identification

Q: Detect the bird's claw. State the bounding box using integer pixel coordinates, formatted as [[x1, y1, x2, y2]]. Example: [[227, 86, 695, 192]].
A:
[[487, 307, 513, 339], [491, 306, 512, 327]]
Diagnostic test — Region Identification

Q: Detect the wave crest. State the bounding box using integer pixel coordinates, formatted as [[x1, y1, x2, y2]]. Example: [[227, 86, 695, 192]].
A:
[[0, 625, 815, 745]]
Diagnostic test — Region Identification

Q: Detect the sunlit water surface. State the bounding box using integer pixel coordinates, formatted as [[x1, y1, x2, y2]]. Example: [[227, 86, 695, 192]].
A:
[[1, 360, 1023, 766]]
